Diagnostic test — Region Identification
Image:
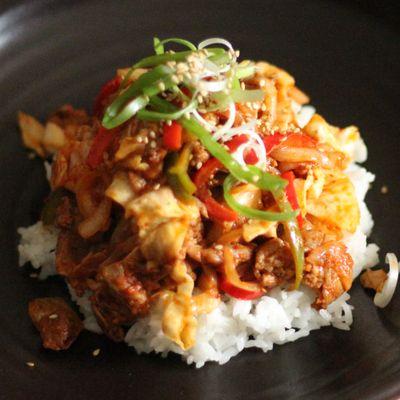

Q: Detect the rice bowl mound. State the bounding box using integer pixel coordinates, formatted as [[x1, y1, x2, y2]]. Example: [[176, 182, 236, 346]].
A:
[[18, 150, 380, 367], [17, 37, 397, 367]]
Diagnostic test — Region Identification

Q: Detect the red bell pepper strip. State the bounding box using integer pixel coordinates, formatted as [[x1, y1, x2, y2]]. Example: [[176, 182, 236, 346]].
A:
[[263, 132, 285, 154], [225, 134, 258, 165], [281, 171, 303, 228], [163, 121, 183, 150], [86, 126, 119, 169], [219, 246, 264, 300], [263, 132, 316, 155], [93, 76, 122, 118], [193, 157, 222, 188], [193, 158, 238, 222], [282, 133, 316, 148], [204, 197, 238, 222]]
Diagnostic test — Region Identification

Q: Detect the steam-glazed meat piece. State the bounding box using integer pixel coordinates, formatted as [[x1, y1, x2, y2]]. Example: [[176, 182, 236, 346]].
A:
[[200, 244, 253, 266], [300, 221, 325, 252], [56, 231, 109, 281], [254, 238, 294, 288], [303, 241, 353, 309], [98, 261, 149, 316], [90, 257, 149, 341], [55, 196, 75, 229], [28, 298, 83, 350]]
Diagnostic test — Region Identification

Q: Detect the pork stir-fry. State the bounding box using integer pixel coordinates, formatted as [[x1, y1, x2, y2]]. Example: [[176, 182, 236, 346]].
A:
[[20, 37, 366, 350], [28, 298, 83, 350]]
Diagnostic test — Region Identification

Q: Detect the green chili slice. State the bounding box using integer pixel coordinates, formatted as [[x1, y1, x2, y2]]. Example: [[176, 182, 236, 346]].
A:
[[137, 100, 197, 121], [166, 144, 196, 202], [272, 189, 305, 289], [223, 175, 298, 221], [154, 37, 197, 54]]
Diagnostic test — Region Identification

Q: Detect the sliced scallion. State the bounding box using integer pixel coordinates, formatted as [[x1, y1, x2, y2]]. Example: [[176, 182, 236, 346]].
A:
[[223, 174, 298, 221]]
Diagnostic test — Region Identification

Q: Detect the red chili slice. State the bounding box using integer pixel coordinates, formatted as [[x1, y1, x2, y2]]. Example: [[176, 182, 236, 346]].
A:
[[281, 170, 303, 228], [163, 121, 183, 151], [86, 126, 119, 169], [193, 158, 237, 222]]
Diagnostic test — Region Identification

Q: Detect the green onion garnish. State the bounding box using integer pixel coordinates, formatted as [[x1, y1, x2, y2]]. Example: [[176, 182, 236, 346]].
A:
[[223, 174, 298, 221]]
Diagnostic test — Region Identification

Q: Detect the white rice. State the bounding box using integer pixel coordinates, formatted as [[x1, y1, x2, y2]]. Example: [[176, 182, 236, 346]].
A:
[[17, 140, 382, 367], [17, 222, 58, 279]]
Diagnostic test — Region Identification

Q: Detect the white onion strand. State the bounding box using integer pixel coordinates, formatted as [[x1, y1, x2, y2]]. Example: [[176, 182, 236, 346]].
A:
[[374, 253, 399, 308]]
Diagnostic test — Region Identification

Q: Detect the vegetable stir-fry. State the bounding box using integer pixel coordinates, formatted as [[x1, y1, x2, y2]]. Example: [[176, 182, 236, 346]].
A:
[[19, 37, 367, 351]]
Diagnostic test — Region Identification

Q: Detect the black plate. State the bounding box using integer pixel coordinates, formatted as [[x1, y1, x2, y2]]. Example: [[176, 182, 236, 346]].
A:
[[1, 1, 399, 399]]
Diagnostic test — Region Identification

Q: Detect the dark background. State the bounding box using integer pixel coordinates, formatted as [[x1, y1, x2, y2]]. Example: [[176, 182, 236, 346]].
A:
[[345, 0, 399, 27], [0, 1, 399, 400]]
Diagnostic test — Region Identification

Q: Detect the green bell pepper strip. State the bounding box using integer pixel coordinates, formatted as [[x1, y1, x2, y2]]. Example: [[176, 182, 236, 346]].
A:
[[272, 189, 305, 290], [179, 117, 286, 193], [223, 174, 298, 222], [166, 144, 196, 202]]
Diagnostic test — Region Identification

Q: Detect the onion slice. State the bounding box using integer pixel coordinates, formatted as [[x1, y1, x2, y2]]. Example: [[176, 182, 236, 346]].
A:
[[374, 253, 399, 308], [198, 37, 234, 52], [213, 101, 236, 141]]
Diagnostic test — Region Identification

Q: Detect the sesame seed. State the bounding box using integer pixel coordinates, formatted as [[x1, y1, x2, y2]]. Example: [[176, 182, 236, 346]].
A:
[[149, 130, 156, 139], [381, 185, 388, 194], [136, 136, 143, 143], [240, 82, 246, 90], [184, 112, 191, 120], [261, 104, 267, 112], [166, 120, 172, 126], [197, 95, 203, 104], [259, 79, 266, 87], [143, 95, 150, 102], [235, 50, 240, 57], [49, 314, 58, 320], [200, 90, 208, 97], [252, 175, 260, 182], [150, 141, 157, 149], [26, 362, 35, 367], [143, 137, 149, 144], [158, 82, 166, 91], [215, 244, 223, 250], [196, 162, 203, 169], [171, 75, 180, 84], [154, 183, 160, 190], [92, 349, 101, 357], [176, 62, 188, 73]]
